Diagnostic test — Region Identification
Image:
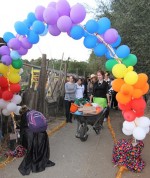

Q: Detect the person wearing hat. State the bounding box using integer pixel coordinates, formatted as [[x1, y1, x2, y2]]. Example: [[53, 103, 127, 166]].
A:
[[18, 105, 55, 175], [87, 74, 97, 100]]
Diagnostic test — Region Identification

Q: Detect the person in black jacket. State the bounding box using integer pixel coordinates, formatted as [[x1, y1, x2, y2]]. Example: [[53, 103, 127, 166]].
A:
[[18, 105, 55, 176], [90, 70, 110, 121]]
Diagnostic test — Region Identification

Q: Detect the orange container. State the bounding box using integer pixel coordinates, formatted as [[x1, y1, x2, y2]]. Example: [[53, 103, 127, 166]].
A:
[[84, 102, 92, 107], [70, 103, 79, 113]]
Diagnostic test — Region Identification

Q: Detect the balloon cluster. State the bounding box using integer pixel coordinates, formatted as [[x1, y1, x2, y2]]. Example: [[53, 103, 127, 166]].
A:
[[0, 0, 86, 116], [69, 11, 150, 140]]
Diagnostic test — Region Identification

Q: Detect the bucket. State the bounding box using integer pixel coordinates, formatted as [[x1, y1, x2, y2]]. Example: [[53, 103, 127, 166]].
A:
[[70, 103, 78, 113]]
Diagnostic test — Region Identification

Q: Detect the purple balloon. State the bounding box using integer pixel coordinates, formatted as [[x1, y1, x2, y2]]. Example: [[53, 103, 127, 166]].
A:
[[48, 2, 56, 8], [70, 3, 86, 24], [104, 28, 118, 44], [7, 38, 22, 50], [56, 0, 70, 16], [57, 16, 72, 32], [48, 25, 61, 36], [1, 55, 12, 66], [35, 6, 45, 21], [43, 7, 59, 25], [17, 47, 28, 55], [20, 37, 32, 49], [0, 46, 10, 55]]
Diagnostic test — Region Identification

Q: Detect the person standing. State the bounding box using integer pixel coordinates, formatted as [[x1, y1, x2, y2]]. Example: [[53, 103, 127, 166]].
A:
[[90, 70, 110, 121], [75, 78, 85, 99], [64, 75, 77, 123]]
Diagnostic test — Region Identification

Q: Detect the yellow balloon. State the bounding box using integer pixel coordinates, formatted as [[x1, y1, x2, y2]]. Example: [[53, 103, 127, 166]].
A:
[[9, 65, 20, 73], [0, 63, 9, 75], [112, 64, 127, 78], [127, 66, 134, 72], [124, 71, 138, 85], [8, 73, 21, 84]]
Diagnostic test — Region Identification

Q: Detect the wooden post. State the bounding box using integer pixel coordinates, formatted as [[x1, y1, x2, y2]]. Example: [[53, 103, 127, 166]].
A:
[[37, 54, 47, 113]]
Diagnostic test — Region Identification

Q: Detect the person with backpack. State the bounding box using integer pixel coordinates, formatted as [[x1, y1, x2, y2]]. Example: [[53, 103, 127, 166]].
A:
[[18, 105, 55, 176]]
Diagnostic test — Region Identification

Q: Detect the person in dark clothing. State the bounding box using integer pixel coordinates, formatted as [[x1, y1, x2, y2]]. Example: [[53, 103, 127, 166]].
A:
[[18, 105, 55, 176], [90, 70, 110, 121]]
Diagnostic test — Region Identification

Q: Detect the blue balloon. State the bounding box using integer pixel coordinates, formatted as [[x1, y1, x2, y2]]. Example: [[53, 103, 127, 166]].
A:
[[83, 35, 98, 49], [85, 19, 99, 34], [23, 19, 32, 28], [94, 43, 107, 57], [32, 20, 45, 34], [40, 25, 48, 36], [111, 35, 121, 48], [14, 21, 29, 35], [70, 25, 84, 40], [27, 30, 39, 44], [83, 31, 89, 37], [97, 17, 111, 34], [105, 48, 116, 59], [3, 32, 15, 43], [10, 50, 21, 60], [27, 12, 37, 25], [116, 45, 130, 58]]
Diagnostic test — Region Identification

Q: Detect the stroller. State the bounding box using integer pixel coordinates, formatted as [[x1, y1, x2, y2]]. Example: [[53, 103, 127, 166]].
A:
[[73, 107, 109, 142]]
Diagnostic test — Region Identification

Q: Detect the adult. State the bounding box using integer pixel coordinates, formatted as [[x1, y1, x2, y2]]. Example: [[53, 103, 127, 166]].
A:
[[87, 74, 97, 100], [75, 78, 85, 99], [18, 105, 55, 176], [64, 75, 77, 123], [90, 70, 110, 121]]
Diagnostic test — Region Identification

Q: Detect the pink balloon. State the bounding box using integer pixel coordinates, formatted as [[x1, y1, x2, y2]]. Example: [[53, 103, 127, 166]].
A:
[[35, 6, 45, 21], [56, 0, 70, 16], [43, 7, 59, 25], [48, 25, 61, 36], [17, 47, 28, 55], [0, 46, 10, 55], [7, 38, 22, 50], [20, 37, 32, 49], [1, 55, 12, 66], [104, 28, 118, 44], [57, 16, 72, 32], [48, 2, 56, 8], [70, 3, 86, 24]]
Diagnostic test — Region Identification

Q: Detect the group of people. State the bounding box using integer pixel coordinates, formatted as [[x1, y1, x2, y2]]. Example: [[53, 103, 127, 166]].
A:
[[64, 70, 118, 123]]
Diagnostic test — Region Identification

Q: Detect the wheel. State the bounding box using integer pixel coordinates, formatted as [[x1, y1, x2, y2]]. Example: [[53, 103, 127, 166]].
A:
[[79, 123, 88, 142]]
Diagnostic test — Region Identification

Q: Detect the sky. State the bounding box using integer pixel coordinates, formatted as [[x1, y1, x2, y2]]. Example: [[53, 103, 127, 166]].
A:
[[0, 0, 98, 61]]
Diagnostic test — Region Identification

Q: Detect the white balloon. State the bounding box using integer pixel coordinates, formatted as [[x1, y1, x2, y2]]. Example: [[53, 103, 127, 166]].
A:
[[135, 116, 150, 128], [122, 127, 133, 136], [14, 106, 22, 115], [123, 121, 136, 131], [11, 95, 22, 104], [6, 103, 17, 112], [2, 109, 11, 116], [133, 127, 146, 140], [0, 99, 8, 109], [144, 127, 150, 134]]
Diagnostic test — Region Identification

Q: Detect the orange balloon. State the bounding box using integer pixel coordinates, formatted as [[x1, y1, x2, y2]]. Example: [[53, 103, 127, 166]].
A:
[[141, 83, 149, 95], [120, 83, 134, 95], [112, 79, 124, 92], [133, 73, 148, 89], [132, 88, 143, 98], [116, 92, 131, 104]]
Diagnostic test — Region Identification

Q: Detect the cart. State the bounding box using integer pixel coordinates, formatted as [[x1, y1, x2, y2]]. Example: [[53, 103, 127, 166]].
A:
[[73, 107, 108, 142]]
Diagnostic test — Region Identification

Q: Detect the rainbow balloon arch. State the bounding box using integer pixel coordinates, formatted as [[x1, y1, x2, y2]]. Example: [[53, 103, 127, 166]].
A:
[[0, 0, 150, 174]]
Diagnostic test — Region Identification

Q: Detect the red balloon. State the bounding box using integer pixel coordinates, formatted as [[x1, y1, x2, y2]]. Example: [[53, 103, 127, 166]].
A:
[[131, 97, 146, 111], [2, 90, 13, 101], [0, 76, 9, 88], [135, 109, 145, 117], [0, 90, 2, 98], [123, 110, 136, 122], [9, 84, 21, 93], [118, 102, 131, 111]]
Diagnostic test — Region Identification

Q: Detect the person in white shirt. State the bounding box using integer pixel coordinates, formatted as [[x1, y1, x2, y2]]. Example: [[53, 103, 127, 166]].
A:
[[75, 78, 85, 99]]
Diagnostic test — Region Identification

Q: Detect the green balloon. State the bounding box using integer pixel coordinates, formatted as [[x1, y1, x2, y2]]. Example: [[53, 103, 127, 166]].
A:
[[122, 54, 137, 67], [12, 59, 23, 69], [105, 59, 118, 71]]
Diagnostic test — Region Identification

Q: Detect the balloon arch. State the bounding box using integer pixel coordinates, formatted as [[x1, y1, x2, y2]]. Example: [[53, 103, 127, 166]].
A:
[[0, 0, 150, 142]]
